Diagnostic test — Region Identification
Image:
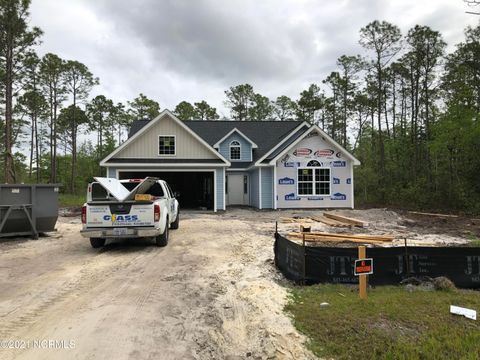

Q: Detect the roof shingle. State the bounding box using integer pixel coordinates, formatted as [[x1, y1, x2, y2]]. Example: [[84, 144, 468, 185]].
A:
[[128, 119, 307, 166]]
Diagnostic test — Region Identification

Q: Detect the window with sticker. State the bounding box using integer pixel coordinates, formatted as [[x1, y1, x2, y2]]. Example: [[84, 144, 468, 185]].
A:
[[297, 167, 330, 196]]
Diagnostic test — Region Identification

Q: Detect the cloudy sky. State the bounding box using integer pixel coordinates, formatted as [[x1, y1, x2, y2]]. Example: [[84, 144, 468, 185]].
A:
[[30, 0, 479, 117]]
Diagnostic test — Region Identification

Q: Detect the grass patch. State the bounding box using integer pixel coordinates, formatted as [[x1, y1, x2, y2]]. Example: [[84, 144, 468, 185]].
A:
[[469, 239, 480, 247], [285, 284, 480, 360], [464, 233, 480, 247], [59, 193, 85, 207]]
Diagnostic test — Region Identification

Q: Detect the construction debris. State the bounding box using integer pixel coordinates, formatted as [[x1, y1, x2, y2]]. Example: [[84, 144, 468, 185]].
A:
[[287, 231, 394, 245], [309, 215, 351, 227], [280, 217, 314, 224], [323, 213, 368, 227], [450, 305, 477, 320], [409, 211, 458, 218], [280, 213, 368, 228]]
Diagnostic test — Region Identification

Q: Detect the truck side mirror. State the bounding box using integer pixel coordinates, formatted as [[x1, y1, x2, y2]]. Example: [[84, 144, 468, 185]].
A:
[[174, 191, 180, 198]]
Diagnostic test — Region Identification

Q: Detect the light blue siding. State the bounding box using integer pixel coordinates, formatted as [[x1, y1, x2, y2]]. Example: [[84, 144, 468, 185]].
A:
[[218, 132, 252, 161], [260, 167, 274, 209], [249, 168, 260, 208], [108, 167, 116, 178], [216, 168, 225, 210]]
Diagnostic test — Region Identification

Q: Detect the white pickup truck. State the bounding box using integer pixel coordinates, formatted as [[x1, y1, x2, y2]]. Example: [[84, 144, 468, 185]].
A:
[[80, 177, 179, 248]]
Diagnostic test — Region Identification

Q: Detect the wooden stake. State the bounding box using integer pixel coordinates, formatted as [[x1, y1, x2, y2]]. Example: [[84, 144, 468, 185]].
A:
[[358, 246, 367, 300], [302, 232, 306, 285]]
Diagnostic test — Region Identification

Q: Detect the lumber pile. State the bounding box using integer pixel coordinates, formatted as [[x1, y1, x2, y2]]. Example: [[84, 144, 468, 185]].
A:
[[310, 215, 350, 227], [323, 212, 368, 227], [287, 231, 394, 245], [280, 212, 368, 228]]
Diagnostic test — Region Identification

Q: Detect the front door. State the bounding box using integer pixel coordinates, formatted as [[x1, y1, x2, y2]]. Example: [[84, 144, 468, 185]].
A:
[[227, 174, 248, 205]]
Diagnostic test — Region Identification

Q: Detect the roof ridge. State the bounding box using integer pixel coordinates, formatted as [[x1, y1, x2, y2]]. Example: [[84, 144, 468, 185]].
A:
[[132, 119, 302, 124], [183, 120, 302, 123]]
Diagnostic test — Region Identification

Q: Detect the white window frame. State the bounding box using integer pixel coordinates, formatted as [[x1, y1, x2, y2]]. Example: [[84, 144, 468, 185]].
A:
[[158, 135, 176, 156], [229, 140, 241, 161], [297, 166, 331, 196]]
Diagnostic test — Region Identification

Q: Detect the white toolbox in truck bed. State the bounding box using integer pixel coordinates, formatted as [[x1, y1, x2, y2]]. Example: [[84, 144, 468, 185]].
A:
[[80, 177, 179, 248]]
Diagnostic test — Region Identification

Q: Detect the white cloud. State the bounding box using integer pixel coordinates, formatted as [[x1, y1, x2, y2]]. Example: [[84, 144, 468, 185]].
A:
[[29, 0, 480, 116]]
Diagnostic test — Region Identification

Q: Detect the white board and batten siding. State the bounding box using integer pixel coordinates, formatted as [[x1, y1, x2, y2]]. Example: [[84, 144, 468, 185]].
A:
[[115, 114, 217, 159], [275, 132, 354, 209], [104, 112, 227, 212]]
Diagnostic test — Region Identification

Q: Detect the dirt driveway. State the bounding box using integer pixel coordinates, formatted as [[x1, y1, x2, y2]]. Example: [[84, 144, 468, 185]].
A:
[[0, 209, 315, 360]]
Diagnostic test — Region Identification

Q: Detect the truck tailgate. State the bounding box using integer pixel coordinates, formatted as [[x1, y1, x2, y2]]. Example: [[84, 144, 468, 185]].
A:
[[86, 202, 155, 228]]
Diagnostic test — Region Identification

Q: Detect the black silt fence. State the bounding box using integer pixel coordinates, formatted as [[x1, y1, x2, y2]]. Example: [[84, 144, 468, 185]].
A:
[[274, 233, 480, 289]]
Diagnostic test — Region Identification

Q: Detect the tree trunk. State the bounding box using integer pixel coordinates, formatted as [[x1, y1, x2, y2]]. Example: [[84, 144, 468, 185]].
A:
[[49, 86, 54, 183], [35, 112, 39, 182], [70, 94, 77, 194], [384, 85, 390, 138], [392, 77, 396, 140], [332, 90, 337, 141], [376, 59, 385, 202], [4, 37, 16, 183], [29, 110, 34, 180], [53, 88, 58, 183]]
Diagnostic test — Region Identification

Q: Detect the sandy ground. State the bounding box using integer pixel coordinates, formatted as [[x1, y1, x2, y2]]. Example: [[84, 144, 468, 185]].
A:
[[0, 208, 474, 360], [0, 209, 316, 360]]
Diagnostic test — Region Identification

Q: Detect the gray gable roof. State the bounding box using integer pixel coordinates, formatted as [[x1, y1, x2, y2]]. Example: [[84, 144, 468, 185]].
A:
[[128, 119, 150, 138], [261, 125, 309, 163], [128, 119, 308, 163]]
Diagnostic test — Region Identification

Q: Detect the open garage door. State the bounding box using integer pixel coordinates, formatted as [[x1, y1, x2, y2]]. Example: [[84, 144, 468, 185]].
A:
[[118, 171, 214, 210]]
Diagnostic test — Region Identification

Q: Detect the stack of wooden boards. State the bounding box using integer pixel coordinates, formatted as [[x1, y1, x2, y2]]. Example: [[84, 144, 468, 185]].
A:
[[287, 231, 395, 245], [281, 212, 394, 245], [280, 212, 368, 228]]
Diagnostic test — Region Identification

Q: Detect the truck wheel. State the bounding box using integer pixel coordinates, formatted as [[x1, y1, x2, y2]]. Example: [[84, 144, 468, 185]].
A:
[[156, 220, 169, 247], [170, 211, 180, 230], [90, 238, 106, 248]]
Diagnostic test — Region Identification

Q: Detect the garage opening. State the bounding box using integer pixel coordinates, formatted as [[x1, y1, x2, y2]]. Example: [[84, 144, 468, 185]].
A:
[[118, 171, 214, 210]]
